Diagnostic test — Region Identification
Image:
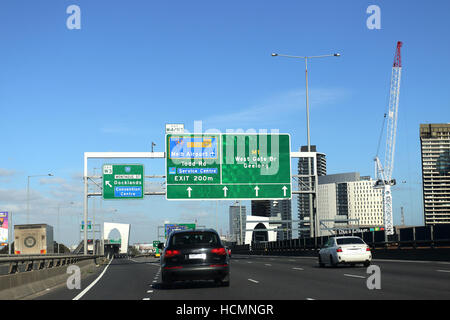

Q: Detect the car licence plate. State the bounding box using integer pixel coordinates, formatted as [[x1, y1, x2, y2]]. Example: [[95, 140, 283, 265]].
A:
[[189, 254, 206, 259]]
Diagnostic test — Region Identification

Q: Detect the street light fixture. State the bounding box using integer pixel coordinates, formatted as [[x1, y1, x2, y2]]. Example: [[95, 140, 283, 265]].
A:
[[272, 51, 340, 241], [27, 173, 53, 224], [271, 52, 340, 150]]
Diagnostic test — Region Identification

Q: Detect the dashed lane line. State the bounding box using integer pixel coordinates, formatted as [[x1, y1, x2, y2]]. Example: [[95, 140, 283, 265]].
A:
[[344, 274, 366, 279]]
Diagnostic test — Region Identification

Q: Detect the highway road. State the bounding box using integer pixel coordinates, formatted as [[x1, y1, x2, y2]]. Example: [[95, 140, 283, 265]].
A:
[[36, 255, 450, 300]]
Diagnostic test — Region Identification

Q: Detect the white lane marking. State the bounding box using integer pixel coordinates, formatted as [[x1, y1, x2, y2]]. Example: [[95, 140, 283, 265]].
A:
[[147, 263, 160, 267], [344, 274, 366, 279], [436, 269, 450, 273], [247, 262, 253, 264], [265, 264, 272, 266], [143, 298, 150, 300], [147, 290, 153, 293], [248, 279, 259, 284], [292, 267, 304, 271], [306, 298, 315, 300], [73, 257, 114, 300]]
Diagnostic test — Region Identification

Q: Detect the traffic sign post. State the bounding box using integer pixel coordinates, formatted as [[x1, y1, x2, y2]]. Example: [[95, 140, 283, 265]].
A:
[[166, 133, 292, 200], [102, 164, 144, 200]]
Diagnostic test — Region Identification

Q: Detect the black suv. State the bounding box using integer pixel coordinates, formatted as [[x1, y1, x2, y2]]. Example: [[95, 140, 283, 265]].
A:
[[160, 229, 230, 287]]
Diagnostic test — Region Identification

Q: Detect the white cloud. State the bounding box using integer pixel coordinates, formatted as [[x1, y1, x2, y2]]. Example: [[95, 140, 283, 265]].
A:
[[203, 87, 350, 128], [0, 168, 17, 183], [0, 168, 16, 177]]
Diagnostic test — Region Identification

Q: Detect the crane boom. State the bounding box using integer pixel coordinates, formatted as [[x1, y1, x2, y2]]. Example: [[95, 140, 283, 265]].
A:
[[384, 41, 403, 181], [374, 41, 403, 236]]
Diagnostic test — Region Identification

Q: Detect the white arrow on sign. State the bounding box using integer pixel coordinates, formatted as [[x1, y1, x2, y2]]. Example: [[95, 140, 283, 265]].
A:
[[254, 186, 260, 197], [282, 186, 288, 197], [105, 181, 112, 188], [223, 186, 228, 197], [187, 187, 192, 198]]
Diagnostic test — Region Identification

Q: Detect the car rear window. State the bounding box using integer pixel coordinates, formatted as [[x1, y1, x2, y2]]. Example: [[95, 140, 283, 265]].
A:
[[336, 238, 365, 245], [170, 232, 220, 247]]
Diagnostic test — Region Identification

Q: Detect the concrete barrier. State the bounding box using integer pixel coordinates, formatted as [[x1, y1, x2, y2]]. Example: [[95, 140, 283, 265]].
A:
[[0, 257, 107, 300]]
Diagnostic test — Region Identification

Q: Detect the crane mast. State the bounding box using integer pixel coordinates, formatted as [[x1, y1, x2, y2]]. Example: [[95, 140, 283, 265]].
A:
[[374, 41, 403, 236]]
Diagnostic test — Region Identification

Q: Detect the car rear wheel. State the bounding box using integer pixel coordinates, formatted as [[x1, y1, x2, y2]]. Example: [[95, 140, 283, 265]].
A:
[[216, 274, 230, 287], [318, 255, 325, 268], [330, 255, 338, 268], [161, 273, 173, 288]]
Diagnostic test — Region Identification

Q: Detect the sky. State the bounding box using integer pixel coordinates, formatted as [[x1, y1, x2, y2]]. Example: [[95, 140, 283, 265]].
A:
[[0, 0, 449, 247]]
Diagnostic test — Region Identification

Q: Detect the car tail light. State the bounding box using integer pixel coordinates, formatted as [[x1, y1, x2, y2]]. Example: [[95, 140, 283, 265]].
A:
[[40, 249, 46, 254], [165, 249, 181, 258], [210, 264, 229, 267], [366, 247, 371, 251], [164, 266, 183, 270], [211, 247, 227, 255], [15, 251, 20, 254], [336, 247, 343, 253]]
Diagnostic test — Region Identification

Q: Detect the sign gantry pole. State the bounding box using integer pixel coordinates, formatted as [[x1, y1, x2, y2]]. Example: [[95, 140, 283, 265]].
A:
[[83, 152, 164, 255]]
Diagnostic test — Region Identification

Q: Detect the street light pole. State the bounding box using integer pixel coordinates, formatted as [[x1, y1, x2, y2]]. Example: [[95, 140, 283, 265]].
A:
[[272, 52, 340, 241], [305, 57, 310, 151], [27, 173, 53, 224], [54, 201, 74, 253]]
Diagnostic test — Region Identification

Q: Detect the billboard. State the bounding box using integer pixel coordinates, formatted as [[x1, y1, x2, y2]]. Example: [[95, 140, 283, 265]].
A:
[[0, 212, 8, 246]]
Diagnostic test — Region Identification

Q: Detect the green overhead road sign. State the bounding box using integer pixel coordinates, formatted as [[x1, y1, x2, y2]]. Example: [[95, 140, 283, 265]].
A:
[[166, 133, 292, 200], [102, 164, 144, 200], [81, 220, 92, 230], [164, 223, 196, 238]]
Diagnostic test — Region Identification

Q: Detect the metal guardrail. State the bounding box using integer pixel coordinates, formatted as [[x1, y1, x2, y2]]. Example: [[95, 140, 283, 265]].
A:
[[0, 254, 102, 275]]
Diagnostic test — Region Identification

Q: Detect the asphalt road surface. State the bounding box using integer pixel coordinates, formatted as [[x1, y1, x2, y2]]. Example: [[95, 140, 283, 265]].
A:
[[36, 255, 450, 300]]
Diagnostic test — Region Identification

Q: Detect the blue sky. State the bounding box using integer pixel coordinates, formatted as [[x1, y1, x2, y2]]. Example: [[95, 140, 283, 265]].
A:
[[1, 0, 449, 246]]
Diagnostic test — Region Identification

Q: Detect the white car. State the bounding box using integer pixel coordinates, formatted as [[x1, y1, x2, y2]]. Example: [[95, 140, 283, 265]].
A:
[[318, 236, 372, 267]]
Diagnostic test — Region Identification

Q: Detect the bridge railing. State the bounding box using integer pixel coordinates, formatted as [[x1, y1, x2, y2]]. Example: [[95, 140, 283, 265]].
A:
[[231, 225, 450, 256], [0, 254, 102, 276]]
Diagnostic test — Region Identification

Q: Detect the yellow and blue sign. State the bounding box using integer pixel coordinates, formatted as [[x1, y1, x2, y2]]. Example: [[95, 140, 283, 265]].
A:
[[169, 136, 218, 159]]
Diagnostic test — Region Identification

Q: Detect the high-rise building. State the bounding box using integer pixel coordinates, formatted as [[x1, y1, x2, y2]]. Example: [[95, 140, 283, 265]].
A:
[[251, 200, 271, 217], [271, 199, 292, 240], [251, 200, 292, 240], [420, 124, 450, 225], [229, 202, 247, 244], [297, 145, 327, 238], [316, 173, 384, 236]]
